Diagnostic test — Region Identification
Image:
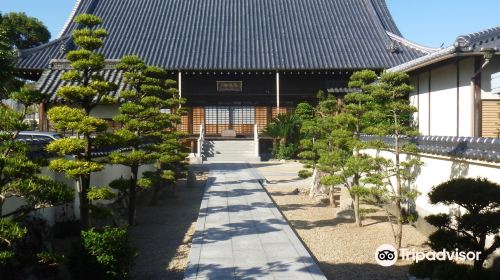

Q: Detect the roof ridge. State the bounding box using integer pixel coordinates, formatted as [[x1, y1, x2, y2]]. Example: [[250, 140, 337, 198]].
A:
[[368, 0, 401, 36], [388, 45, 456, 72], [57, 0, 84, 39], [455, 26, 500, 48], [386, 32, 439, 54]]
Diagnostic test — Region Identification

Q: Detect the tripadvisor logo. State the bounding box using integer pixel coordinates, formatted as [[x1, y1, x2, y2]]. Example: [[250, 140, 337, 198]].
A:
[[375, 244, 398, 266], [375, 244, 481, 267]]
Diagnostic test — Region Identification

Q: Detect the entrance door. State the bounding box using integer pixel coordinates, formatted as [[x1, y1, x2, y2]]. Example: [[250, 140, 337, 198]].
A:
[[205, 106, 255, 136]]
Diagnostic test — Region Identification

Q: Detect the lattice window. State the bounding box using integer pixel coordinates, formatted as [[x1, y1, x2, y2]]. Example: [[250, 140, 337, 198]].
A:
[[255, 107, 268, 133], [179, 113, 190, 134], [192, 107, 204, 134]]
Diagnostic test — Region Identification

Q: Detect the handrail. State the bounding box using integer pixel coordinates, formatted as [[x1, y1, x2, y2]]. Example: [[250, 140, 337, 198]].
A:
[[197, 124, 205, 159], [254, 124, 259, 158]]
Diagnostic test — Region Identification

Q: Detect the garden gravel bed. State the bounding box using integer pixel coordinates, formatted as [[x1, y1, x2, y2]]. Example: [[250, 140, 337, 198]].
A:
[[254, 162, 428, 280]]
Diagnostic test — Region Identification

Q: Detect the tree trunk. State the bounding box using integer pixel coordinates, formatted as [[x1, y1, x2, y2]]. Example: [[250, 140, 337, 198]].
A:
[[128, 164, 139, 226], [328, 185, 335, 207], [395, 202, 403, 250], [279, 136, 287, 146], [474, 236, 487, 270], [309, 168, 322, 198], [80, 175, 90, 229], [80, 134, 93, 230], [354, 194, 362, 227], [0, 195, 4, 217], [394, 133, 403, 250]]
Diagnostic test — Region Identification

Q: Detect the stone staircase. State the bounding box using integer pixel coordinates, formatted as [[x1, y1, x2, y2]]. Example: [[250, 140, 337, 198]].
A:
[[202, 139, 260, 162]]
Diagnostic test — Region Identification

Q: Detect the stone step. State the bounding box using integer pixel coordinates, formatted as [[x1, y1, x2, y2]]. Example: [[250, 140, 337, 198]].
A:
[[204, 156, 261, 162], [202, 140, 260, 162]]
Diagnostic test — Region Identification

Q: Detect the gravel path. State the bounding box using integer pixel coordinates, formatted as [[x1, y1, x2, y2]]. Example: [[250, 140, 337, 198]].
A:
[[129, 167, 207, 280], [253, 162, 428, 280]]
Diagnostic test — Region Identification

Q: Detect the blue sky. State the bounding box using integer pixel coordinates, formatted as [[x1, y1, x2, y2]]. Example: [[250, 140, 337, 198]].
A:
[[1, 0, 499, 48]]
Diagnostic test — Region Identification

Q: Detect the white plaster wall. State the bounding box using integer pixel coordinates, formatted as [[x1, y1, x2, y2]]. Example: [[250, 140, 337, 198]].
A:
[[90, 104, 120, 119], [365, 149, 500, 217], [458, 58, 475, 137], [418, 72, 430, 135], [429, 63, 457, 136], [411, 58, 476, 137], [1, 162, 155, 223], [481, 56, 500, 100]]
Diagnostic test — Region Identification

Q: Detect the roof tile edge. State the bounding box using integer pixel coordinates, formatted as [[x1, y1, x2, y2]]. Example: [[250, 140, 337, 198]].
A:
[[57, 0, 83, 39], [386, 32, 439, 54], [389, 25, 500, 73]]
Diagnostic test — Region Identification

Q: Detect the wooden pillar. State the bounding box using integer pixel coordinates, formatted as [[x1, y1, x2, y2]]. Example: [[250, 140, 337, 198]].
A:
[[190, 140, 195, 154], [472, 57, 482, 137], [276, 71, 280, 109], [38, 102, 47, 132], [188, 107, 193, 134], [178, 71, 182, 107]]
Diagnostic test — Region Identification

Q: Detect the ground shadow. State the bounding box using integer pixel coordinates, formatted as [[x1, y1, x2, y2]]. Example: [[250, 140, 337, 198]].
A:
[[319, 262, 410, 280], [186, 256, 326, 279], [129, 168, 207, 280]]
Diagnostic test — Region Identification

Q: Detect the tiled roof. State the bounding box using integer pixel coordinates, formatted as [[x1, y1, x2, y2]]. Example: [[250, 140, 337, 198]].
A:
[[389, 26, 500, 72], [455, 26, 500, 52], [36, 60, 128, 102], [17, 0, 428, 71]]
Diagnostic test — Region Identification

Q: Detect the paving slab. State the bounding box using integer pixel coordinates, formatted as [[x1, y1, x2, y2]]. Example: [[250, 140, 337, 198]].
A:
[[184, 163, 327, 280]]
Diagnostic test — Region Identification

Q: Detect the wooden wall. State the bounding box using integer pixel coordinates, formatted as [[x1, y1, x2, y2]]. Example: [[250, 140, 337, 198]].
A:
[[481, 100, 500, 138]]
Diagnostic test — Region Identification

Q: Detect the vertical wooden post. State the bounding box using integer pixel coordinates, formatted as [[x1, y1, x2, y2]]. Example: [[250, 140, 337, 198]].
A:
[[38, 102, 47, 131], [178, 71, 182, 108], [276, 71, 280, 110]]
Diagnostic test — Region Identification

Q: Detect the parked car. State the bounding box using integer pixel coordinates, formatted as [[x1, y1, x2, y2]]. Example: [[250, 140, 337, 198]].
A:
[[15, 131, 63, 158], [16, 131, 63, 142]]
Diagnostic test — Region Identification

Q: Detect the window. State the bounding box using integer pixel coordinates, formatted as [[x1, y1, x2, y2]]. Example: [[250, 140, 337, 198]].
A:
[[32, 135, 51, 141], [17, 135, 32, 140]]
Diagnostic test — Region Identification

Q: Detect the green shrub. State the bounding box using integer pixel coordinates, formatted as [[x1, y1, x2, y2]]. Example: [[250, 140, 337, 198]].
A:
[[298, 169, 313, 179], [72, 227, 136, 280], [426, 177, 500, 270], [409, 260, 491, 280], [274, 144, 297, 159], [432, 261, 470, 280]]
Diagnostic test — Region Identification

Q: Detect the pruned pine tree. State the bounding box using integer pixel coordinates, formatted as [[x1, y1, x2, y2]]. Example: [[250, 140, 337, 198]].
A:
[[109, 55, 187, 225], [426, 178, 500, 270], [370, 71, 422, 250], [0, 85, 73, 264], [318, 70, 384, 226], [297, 91, 337, 198], [46, 14, 117, 229]]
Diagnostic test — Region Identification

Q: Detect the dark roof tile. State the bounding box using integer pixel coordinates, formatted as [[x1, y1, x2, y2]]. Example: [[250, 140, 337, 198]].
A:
[[17, 0, 428, 70]]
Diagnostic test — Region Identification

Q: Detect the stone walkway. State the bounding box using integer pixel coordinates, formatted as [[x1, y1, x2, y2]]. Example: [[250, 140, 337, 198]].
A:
[[184, 163, 327, 280]]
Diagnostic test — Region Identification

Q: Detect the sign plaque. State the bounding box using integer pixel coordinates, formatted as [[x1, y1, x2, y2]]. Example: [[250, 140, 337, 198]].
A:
[[217, 81, 243, 92]]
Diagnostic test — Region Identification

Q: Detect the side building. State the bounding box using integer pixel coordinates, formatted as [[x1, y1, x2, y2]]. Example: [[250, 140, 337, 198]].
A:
[[383, 27, 500, 239], [15, 0, 429, 151], [390, 26, 500, 138]]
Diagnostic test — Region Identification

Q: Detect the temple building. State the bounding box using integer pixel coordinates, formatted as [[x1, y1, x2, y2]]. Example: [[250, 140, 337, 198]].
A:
[[15, 0, 431, 157]]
